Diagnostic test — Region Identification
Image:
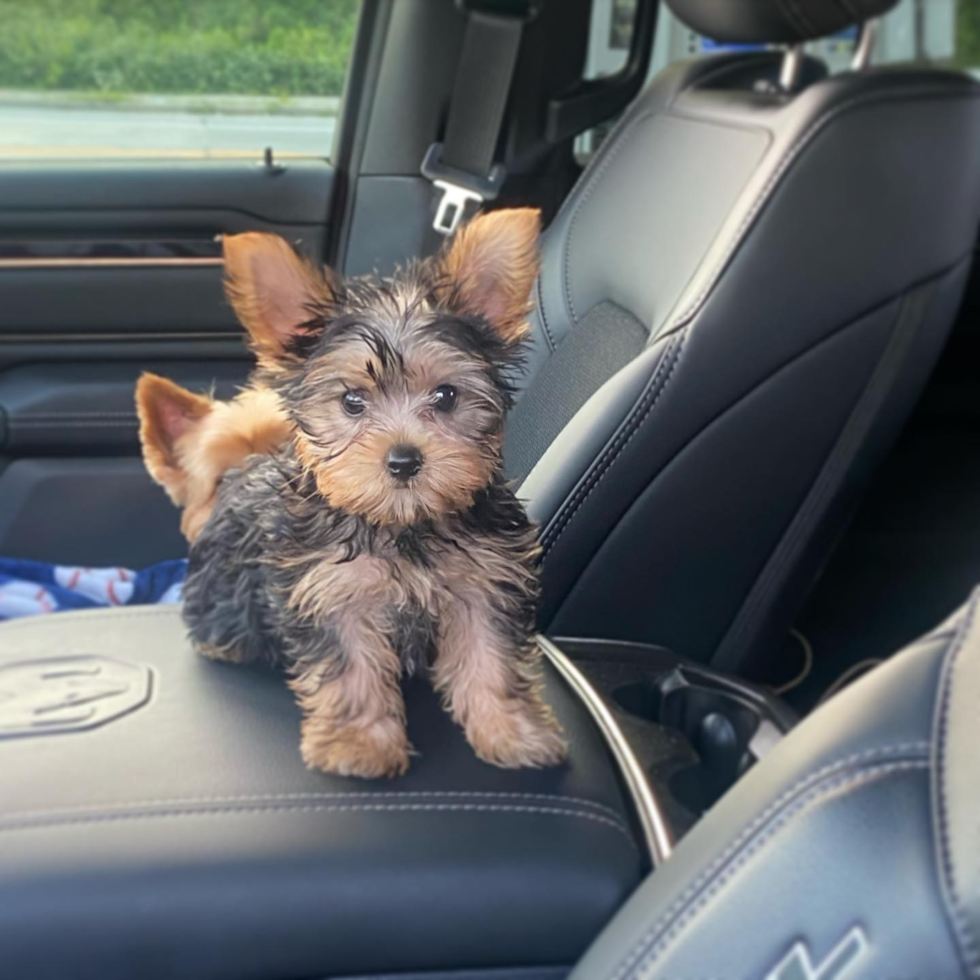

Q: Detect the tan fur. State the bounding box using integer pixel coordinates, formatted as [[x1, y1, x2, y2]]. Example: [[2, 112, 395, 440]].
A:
[[289, 612, 412, 778], [299, 426, 494, 528], [289, 551, 435, 624], [286, 532, 563, 773], [432, 541, 566, 769], [222, 232, 334, 365], [136, 374, 214, 503], [136, 375, 292, 542], [438, 207, 541, 343]]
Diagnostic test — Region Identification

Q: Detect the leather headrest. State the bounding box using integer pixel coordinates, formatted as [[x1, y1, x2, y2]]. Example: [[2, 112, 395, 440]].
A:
[[664, 0, 899, 44]]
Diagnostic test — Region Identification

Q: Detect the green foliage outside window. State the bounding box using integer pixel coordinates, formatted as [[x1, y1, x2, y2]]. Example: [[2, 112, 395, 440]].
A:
[[0, 0, 360, 98], [958, 0, 980, 69]]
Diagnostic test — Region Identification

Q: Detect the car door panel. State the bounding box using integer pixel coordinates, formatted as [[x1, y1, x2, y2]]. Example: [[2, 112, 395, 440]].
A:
[[0, 160, 335, 566]]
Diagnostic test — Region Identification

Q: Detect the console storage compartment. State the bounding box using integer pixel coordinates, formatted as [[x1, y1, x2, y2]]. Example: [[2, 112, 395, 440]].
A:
[[552, 638, 797, 842]]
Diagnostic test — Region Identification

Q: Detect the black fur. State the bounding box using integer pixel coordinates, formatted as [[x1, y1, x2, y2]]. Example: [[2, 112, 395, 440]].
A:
[[182, 448, 538, 683]]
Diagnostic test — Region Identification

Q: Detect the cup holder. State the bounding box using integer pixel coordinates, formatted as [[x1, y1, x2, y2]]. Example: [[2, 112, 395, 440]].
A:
[[610, 663, 795, 818], [549, 638, 797, 838]]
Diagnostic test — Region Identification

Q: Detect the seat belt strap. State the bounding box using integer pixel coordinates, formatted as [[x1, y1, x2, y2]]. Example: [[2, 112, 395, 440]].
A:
[[422, 3, 533, 236]]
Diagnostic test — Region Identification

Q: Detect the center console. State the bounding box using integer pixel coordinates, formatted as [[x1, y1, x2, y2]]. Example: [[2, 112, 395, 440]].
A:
[[0, 607, 793, 980]]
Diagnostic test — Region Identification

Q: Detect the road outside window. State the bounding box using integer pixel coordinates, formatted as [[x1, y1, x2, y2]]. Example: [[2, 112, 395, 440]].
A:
[[0, 0, 359, 160]]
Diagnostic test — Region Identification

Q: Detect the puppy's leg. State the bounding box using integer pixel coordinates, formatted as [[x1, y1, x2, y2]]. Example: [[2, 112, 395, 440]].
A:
[[185, 547, 277, 666], [434, 592, 566, 769], [288, 613, 411, 778]]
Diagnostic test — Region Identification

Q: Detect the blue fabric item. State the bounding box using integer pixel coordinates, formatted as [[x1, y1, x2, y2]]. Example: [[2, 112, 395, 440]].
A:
[[0, 558, 187, 620]]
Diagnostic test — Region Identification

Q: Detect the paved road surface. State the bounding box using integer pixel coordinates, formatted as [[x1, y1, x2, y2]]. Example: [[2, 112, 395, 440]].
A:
[[0, 105, 337, 158]]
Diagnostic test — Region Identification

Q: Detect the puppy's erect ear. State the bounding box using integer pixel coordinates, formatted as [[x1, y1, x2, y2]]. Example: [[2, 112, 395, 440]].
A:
[[222, 233, 333, 362], [438, 208, 541, 343], [135, 373, 214, 505]]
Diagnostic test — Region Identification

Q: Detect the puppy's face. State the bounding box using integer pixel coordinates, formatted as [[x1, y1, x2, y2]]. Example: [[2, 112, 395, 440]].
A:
[[135, 379, 291, 541], [223, 210, 540, 526]]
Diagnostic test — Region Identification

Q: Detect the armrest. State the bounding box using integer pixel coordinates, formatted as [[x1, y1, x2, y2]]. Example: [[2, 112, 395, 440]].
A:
[[0, 608, 645, 980]]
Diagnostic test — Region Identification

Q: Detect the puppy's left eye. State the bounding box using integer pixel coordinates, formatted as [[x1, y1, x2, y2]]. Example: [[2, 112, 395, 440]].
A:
[[342, 391, 367, 416], [432, 384, 457, 413]]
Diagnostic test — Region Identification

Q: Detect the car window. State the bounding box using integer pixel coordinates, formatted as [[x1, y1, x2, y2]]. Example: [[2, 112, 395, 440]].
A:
[[0, 0, 359, 161], [577, 0, 978, 163]]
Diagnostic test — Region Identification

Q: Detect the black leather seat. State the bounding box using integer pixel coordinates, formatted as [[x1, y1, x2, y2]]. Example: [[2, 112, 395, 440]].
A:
[[0, 607, 643, 980], [570, 588, 980, 980], [508, 0, 980, 670]]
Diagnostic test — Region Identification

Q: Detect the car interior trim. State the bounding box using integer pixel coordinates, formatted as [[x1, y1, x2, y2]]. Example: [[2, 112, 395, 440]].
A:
[[538, 635, 673, 865], [0, 257, 224, 270]]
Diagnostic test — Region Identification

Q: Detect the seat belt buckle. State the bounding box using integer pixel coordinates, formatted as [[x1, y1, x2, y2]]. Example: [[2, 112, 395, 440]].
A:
[[421, 143, 506, 236], [431, 181, 485, 236]]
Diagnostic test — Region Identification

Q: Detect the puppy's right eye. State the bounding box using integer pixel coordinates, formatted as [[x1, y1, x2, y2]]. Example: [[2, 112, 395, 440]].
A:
[[341, 391, 366, 416]]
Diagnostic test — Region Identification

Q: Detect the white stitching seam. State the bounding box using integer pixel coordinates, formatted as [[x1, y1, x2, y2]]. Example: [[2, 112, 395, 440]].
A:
[[933, 591, 980, 975], [623, 759, 931, 980], [541, 85, 979, 564], [0, 801, 638, 851], [0, 790, 626, 826], [604, 741, 930, 980], [12, 420, 137, 427], [666, 86, 980, 333], [553, 55, 776, 331], [0, 608, 182, 633], [541, 334, 684, 555], [563, 110, 657, 325], [16, 412, 137, 419], [0, 614, 634, 846]]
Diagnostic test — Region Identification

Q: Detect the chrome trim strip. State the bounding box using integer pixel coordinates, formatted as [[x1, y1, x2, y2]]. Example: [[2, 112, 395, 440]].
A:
[[0, 257, 223, 269], [779, 43, 804, 92], [0, 331, 240, 343], [538, 635, 673, 866], [851, 18, 879, 71]]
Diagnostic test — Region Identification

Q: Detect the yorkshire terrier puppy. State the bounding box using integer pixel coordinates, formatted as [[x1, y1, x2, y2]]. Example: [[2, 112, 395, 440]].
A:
[[174, 209, 567, 778]]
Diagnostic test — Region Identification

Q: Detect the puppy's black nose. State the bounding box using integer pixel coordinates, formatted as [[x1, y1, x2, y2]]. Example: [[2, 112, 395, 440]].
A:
[[386, 445, 423, 481]]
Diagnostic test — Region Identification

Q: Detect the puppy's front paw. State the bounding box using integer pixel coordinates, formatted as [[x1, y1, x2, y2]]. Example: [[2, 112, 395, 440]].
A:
[[300, 717, 413, 779], [466, 696, 568, 770]]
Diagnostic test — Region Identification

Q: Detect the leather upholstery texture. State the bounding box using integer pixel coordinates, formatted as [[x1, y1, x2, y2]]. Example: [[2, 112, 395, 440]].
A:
[[570, 588, 980, 980], [514, 52, 980, 668], [0, 361, 249, 455], [665, 0, 900, 44], [0, 608, 643, 980]]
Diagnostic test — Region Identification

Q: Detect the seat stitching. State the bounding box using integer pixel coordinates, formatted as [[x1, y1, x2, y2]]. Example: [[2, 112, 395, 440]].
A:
[[551, 51, 778, 324], [536, 272, 557, 351], [933, 590, 980, 975], [563, 110, 658, 324], [542, 88, 976, 561], [16, 411, 138, 419], [623, 759, 930, 980], [1, 790, 626, 825], [541, 333, 685, 555], [667, 86, 980, 333], [0, 801, 639, 850], [603, 740, 930, 980], [11, 420, 137, 428], [0, 607, 182, 634], [541, 271, 908, 558]]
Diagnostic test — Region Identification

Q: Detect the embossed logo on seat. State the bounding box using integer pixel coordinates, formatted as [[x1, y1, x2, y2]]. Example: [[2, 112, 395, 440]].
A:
[[765, 926, 869, 980], [0, 656, 151, 737]]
